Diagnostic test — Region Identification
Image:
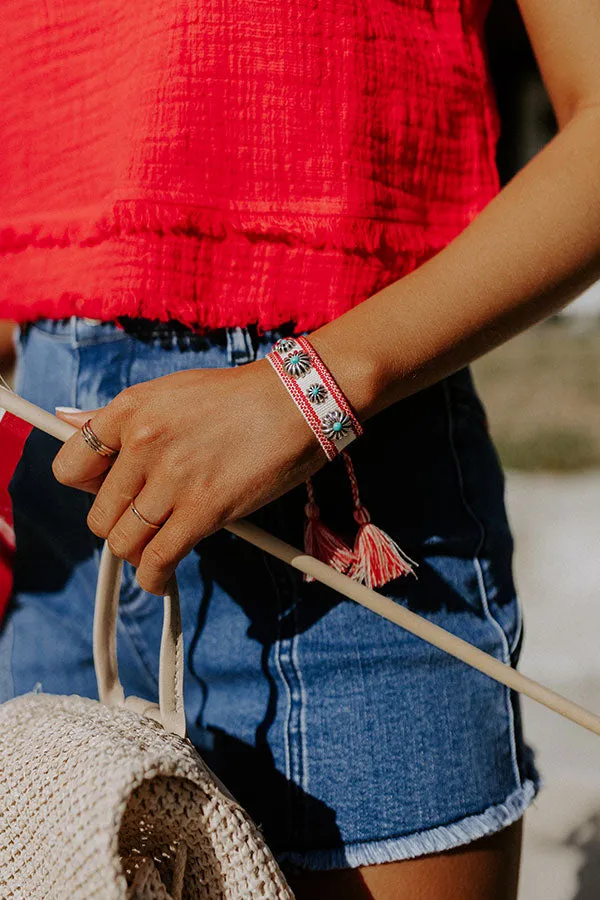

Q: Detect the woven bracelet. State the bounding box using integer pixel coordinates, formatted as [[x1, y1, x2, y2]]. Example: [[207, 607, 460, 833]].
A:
[[266, 336, 363, 461], [267, 335, 417, 588]]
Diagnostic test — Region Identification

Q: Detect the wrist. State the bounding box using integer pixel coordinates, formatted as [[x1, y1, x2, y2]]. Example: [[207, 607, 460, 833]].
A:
[[307, 325, 389, 424]]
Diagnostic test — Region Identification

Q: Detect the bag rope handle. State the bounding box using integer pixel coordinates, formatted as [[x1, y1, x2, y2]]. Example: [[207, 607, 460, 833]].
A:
[[93, 541, 186, 738]]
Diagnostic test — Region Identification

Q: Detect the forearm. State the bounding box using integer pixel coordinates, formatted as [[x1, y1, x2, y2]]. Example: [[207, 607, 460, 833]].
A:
[[310, 104, 600, 422]]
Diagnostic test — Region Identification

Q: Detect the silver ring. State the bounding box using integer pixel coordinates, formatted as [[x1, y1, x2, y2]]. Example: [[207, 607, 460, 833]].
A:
[[130, 501, 162, 531], [81, 419, 118, 458]]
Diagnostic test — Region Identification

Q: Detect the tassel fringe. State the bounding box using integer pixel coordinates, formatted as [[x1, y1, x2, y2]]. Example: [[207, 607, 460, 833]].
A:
[[342, 451, 418, 589], [302, 453, 418, 590], [302, 479, 355, 582]]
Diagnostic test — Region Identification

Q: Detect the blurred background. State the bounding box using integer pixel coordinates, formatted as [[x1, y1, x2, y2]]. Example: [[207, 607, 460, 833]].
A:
[[1, 1, 599, 897]]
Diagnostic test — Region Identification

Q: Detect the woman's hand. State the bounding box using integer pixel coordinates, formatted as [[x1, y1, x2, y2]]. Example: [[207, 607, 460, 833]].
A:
[[52, 359, 325, 595]]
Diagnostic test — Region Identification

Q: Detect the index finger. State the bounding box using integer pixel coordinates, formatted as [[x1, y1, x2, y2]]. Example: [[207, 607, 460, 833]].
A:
[[52, 394, 128, 488]]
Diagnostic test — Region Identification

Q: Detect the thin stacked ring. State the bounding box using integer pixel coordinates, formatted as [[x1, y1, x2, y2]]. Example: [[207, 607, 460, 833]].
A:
[[129, 501, 162, 531], [81, 419, 119, 458]]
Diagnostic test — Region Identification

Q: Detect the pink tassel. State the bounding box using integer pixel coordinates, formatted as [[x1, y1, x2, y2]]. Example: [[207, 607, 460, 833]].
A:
[[342, 451, 418, 589], [303, 479, 355, 582]]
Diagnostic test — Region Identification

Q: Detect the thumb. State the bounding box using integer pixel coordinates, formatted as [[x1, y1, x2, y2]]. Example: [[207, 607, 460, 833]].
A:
[[55, 406, 103, 427]]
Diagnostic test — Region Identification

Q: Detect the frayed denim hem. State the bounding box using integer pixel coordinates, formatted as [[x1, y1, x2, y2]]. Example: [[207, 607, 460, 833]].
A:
[[277, 776, 542, 872]]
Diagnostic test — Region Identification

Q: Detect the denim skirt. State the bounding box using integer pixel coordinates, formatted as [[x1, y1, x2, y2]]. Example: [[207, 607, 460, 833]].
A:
[[0, 316, 542, 871]]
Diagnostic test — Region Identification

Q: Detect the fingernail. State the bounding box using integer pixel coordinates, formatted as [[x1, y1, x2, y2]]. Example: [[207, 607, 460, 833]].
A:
[[55, 406, 82, 413]]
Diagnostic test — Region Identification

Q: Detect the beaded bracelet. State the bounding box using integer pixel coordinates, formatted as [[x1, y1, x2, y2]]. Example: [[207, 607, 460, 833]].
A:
[[266, 336, 363, 461]]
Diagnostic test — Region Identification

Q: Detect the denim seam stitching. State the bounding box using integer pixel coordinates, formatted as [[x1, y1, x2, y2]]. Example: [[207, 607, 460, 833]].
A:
[[267, 557, 308, 844], [441, 379, 522, 793], [472, 556, 522, 791], [279, 635, 297, 784], [282, 566, 306, 799], [291, 629, 309, 799], [272, 601, 292, 786], [285, 632, 305, 802], [279, 618, 305, 791], [509, 585, 524, 659], [290, 598, 309, 844]]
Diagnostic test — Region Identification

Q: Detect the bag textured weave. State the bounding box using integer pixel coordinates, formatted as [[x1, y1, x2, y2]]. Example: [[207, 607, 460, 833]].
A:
[[0, 693, 293, 899], [0, 544, 294, 899]]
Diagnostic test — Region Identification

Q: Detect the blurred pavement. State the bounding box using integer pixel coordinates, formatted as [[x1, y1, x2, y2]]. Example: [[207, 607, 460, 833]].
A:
[[506, 471, 600, 900]]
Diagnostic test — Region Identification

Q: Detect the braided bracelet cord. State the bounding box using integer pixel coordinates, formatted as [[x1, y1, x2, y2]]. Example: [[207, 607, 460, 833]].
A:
[[266, 336, 363, 461]]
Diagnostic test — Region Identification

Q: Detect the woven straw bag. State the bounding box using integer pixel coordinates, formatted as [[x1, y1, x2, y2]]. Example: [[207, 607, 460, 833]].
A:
[[0, 542, 294, 899]]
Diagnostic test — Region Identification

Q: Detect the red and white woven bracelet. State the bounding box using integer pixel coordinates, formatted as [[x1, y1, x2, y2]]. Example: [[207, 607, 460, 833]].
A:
[[266, 336, 363, 461], [266, 334, 417, 588]]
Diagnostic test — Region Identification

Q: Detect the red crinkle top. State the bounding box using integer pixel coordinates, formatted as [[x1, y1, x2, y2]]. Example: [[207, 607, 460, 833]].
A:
[[0, 0, 500, 333]]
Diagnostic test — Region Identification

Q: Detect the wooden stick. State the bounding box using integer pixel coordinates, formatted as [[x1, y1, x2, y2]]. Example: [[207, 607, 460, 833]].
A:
[[0, 389, 75, 444], [3, 385, 600, 737]]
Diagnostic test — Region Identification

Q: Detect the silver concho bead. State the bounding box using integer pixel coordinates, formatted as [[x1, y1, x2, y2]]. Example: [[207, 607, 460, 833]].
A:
[[274, 338, 296, 354], [283, 349, 312, 378], [306, 383, 328, 404], [321, 410, 352, 441]]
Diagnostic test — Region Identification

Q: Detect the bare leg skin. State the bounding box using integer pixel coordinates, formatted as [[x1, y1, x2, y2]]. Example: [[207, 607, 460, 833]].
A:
[[287, 817, 523, 900]]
